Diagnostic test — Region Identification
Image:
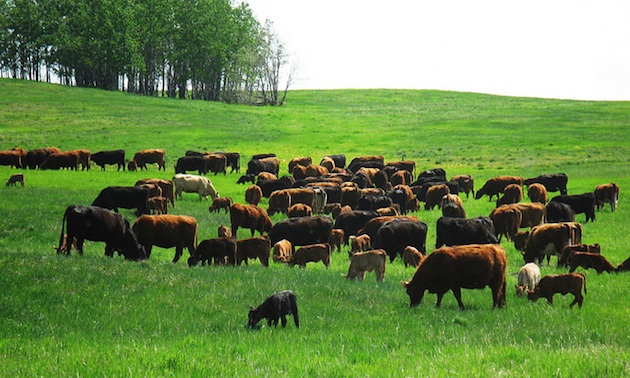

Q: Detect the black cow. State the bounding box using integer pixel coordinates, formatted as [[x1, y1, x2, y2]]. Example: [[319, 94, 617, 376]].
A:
[[175, 156, 207, 175], [269, 216, 333, 247], [435, 216, 498, 249], [524, 173, 568, 195], [357, 195, 393, 211], [325, 154, 347, 169], [546, 201, 576, 223], [91, 150, 126, 171], [550, 193, 596, 222], [247, 157, 280, 176], [258, 176, 296, 198], [218, 152, 240, 173], [387, 188, 409, 214], [92, 186, 150, 216], [57, 205, 146, 260], [333, 210, 381, 243], [373, 218, 428, 262], [248, 290, 299, 329]]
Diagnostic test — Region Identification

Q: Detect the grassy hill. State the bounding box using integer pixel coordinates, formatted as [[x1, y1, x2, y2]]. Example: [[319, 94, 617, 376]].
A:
[[0, 79, 629, 376]]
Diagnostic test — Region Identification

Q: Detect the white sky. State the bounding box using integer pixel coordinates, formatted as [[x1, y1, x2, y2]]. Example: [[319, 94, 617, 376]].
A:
[[244, 0, 630, 100]]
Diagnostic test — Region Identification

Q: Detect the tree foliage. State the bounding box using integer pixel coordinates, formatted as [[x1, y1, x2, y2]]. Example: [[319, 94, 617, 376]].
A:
[[0, 0, 290, 104]]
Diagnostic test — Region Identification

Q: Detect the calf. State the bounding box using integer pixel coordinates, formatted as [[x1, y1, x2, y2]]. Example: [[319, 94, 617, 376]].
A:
[[344, 249, 387, 282], [273, 239, 294, 263], [288, 203, 313, 218], [515, 263, 540, 298], [527, 273, 587, 308], [6, 173, 24, 187], [490, 205, 522, 242], [208, 197, 233, 213], [236, 236, 271, 267], [349, 234, 372, 256], [594, 183, 620, 212], [568, 252, 615, 274], [188, 237, 237, 266], [245, 185, 263, 205], [148, 197, 168, 214], [527, 183, 548, 204], [402, 246, 425, 268], [558, 243, 601, 267], [248, 290, 299, 329], [286, 243, 331, 268], [329, 229, 344, 253], [496, 183, 523, 207]]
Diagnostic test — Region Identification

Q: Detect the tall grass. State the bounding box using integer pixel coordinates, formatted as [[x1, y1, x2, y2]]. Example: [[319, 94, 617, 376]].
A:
[[0, 79, 629, 376]]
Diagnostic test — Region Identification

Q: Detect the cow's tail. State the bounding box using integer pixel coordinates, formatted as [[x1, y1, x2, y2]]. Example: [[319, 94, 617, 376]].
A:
[[57, 206, 70, 254], [579, 272, 587, 295]]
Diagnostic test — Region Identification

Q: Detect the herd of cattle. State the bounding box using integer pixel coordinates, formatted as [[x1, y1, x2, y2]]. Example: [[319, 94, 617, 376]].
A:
[[3, 147, 629, 309]]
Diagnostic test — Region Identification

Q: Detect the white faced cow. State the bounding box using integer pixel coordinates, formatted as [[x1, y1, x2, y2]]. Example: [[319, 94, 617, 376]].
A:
[[172, 174, 218, 201]]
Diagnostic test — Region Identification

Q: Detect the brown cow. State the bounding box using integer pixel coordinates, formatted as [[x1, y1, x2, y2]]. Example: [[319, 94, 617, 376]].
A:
[[568, 252, 615, 274], [288, 156, 312, 173], [6, 173, 24, 187], [135, 179, 175, 208], [390, 170, 411, 187], [245, 184, 263, 206], [594, 183, 620, 212], [527, 183, 548, 204], [527, 273, 587, 308], [218, 224, 232, 238], [489, 205, 523, 242], [319, 157, 335, 172], [148, 197, 168, 214], [349, 234, 372, 256], [341, 186, 361, 209], [558, 243, 601, 267], [440, 193, 464, 209], [424, 184, 450, 210], [209, 197, 233, 214], [236, 236, 271, 267], [515, 222, 582, 264], [39, 151, 80, 170], [273, 239, 294, 262], [204, 153, 227, 175], [132, 214, 197, 262], [258, 172, 278, 182], [0, 150, 23, 168], [286, 243, 331, 268], [133, 149, 166, 171], [496, 183, 523, 207], [288, 203, 312, 218], [188, 237, 237, 266], [268, 190, 291, 216], [229, 203, 273, 238], [344, 249, 387, 282], [450, 174, 475, 198], [304, 164, 329, 178], [356, 215, 419, 241], [402, 244, 508, 309], [504, 202, 546, 228], [329, 229, 344, 252], [475, 176, 524, 201], [402, 246, 425, 268], [67, 149, 91, 170], [285, 188, 316, 208]]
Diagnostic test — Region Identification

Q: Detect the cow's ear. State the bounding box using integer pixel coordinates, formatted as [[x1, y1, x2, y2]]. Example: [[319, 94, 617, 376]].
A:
[[401, 281, 409, 288]]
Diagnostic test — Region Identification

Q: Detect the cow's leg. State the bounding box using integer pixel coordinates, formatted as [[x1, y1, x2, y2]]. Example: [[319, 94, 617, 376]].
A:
[[173, 246, 183, 263], [75, 238, 85, 255], [546, 294, 554, 304], [452, 288, 465, 310], [104, 244, 115, 257], [435, 291, 446, 308], [146, 245, 153, 258], [281, 316, 287, 328]]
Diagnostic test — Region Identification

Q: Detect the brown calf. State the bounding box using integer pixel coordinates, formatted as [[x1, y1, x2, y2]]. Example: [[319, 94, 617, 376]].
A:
[[209, 197, 233, 213], [286, 243, 331, 268], [6, 173, 24, 187], [568, 252, 615, 274], [402, 246, 425, 268], [329, 229, 345, 253], [344, 249, 387, 282], [273, 239, 293, 262], [236, 236, 271, 267], [527, 273, 587, 308]]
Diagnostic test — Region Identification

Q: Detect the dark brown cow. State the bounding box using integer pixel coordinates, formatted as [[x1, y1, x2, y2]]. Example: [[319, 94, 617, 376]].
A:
[[527, 273, 586, 308], [229, 203, 273, 238], [132, 214, 197, 262], [402, 244, 508, 309], [524, 173, 568, 195], [304, 164, 329, 178], [24, 147, 61, 169], [329, 229, 344, 252], [348, 155, 385, 173], [515, 222, 582, 264], [236, 236, 271, 267], [133, 149, 166, 171], [617, 256, 630, 272], [390, 170, 411, 187], [341, 186, 361, 209], [245, 184, 263, 206], [6, 173, 24, 187], [450, 174, 474, 198], [568, 252, 615, 274], [204, 153, 227, 175], [490, 205, 523, 242], [496, 183, 523, 207], [148, 197, 168, 214], [288, 203, 312, 218], [188, 237, 237, 266], [594, 183, 620, 212], [424, 184, 450, 210], [39, 151, 80, 170], [135, 178, 175, 208], [208, 197, 233, 213], [344, 249, 387, 282], [550, 193, 596, 223], [558, 243, 601, 267], [268, 190, 291, 216], [475, 176, 524, 201], [0, 150, 23, 168], [356, 215, 419, 241], [288, 156, 312, 173], [527, 183, 548, 204], [402, 246, 425, 268], [286, 243, 331, 268]]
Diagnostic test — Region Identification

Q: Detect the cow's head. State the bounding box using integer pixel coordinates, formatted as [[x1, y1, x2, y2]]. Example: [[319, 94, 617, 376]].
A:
[[513, 231, 529, 252], [401, 281, 425, 307], [526, 289, 540, 302]]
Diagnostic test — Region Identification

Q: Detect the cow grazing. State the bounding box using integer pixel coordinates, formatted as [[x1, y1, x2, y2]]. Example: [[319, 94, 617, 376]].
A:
[[329, 229, 344, 253], [133, 149, 166, 171], [349, 234, 372, 256], [24, 147, 61, 169], [229, 203, 273, 238], [6, 173, 24, 187], [92, 185, 150, 216], [505, 202, 546, 228], [594, 183, 620, 212], [175, 155, 207, 175], [402, 244, 507, 309], [450, 174, 474, 198], [489, 205, 522, 242], [435, 216, 498, 249], [135, 178, 175, 208], [475, 176, 524, 201], [208, 197, 233, 213], [515, 263, 540, 298], [550, 193, 596, 222], [286, 243, 331, 268], [527, 273, 586, 308], [524, 173, 568, 195], [516, 222, 583, 265], [57, 205, 146, 260], [237, 174, 256, 185], [148, 197, 168, 214], [617, 256, 630, 272], [248, 290, 299, 329], [527, 183, 548, 204], [345, 249, 387, 282], [132, 214, 197, 263], [496, 183, 523, 207], [545, 201, 575, 223], [424, 184, 450, 210], [188, 237, 237, 266], [245, 184, 263, 205], [558, 243, 601, 267], [273, 239, 294, 262], [288, 203, 312, 218], [204, 153, 227, 175], [91, 150, 125, 171], [269, 216, 333, 247], [568, 252, 615, 274], [402, 246, 425, 268], [373, 218, 428, 262], [39, 151, 80, 170], [172, 174, 219, 201], [236, 236, 271, 267]]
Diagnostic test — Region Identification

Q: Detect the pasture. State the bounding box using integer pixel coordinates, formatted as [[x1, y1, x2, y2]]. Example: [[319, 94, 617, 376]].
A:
[[0, 79, 629, 376]]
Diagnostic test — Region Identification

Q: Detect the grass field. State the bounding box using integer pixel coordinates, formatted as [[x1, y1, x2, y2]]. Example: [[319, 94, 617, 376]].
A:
[[0, 79, 629, 376]]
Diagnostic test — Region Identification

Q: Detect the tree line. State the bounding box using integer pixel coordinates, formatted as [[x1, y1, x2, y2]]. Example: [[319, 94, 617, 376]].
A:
[[0, 0, 291, 105]]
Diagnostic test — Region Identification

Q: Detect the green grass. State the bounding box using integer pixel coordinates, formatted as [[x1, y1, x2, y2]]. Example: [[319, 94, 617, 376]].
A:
[[1, 78, 629, 376]]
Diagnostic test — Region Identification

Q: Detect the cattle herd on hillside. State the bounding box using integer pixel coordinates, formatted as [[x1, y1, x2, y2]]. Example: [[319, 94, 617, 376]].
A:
[[2, 146, 629, 311]]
